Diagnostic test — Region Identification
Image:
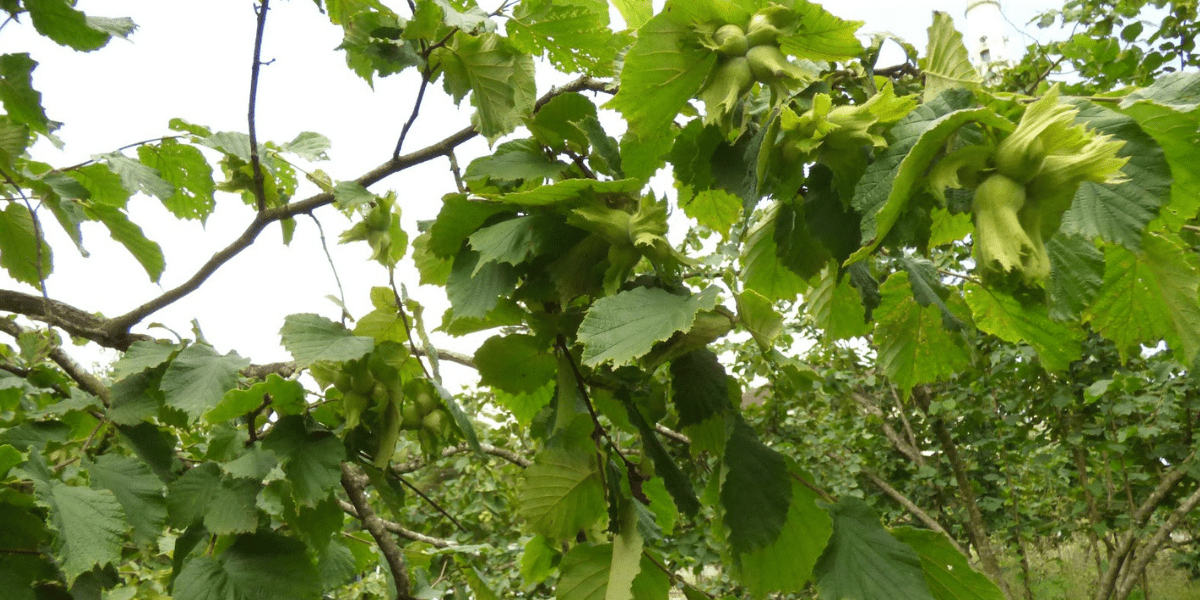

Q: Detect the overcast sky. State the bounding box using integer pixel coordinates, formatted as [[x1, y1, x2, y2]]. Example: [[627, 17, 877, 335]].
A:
[[0, 0, 1065, 388]]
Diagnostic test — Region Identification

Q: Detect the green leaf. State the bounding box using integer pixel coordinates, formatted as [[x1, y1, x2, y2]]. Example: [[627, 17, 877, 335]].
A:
[[814, 497, 935, 600], [807, 264, 871, 340], [556, 543, 670, 600], [1118, 101, 1200, 231], [605, 7, 716, 139], [522, 535, 559, 585], [519, 446, 606, 540], [173, 532, 321, 600], [208, 374, 306, 423], [623, 392, 701, 516], [0, 203, 52, 286], [1059, 100, 1170, 249], [606, 502, 643, 600], [279, 313, 374, 368], [0, 444, 23, 478], [1119, 71, 1200, 114], [87, 205, 165, 282], [436, 32, 535, 142], [281, 131, 331, 161], [445, 248, 520, 320], [921, 11, 981, 102], [167, 463, 260, 535], [464, 566, 501, 600], [475, 334, 557, 394], [104, 153, 175, 200], [579, 286, 720, 367], [850, 103, 1012, 263], [25, 0, 122, 51], [494, 383, 554, 427], [722, 419, 791, 557], [111, 341, 179, 380], [609, 0, 651, 29], [669, 349, 733, 453], [1086, 232, 1200, 363], [873, 272, 970, 394], [737, 478, 832, 597], [742, 206, 808, 301], [161, 344, 251, 422], [682, 189, 742, 239], [86, 455, 167, 546], [36, 481, 129, 585], [137, 140, 216, 222], [964, 283, 1084, 371], [736, 289, 783, 348], [1047, 234, 1106, 321], [507, 0, 621, 76], [333, 181, 375, 209], [469, 214, 560, 269], [778, 1, 864, 61], [464, 138, 569, 182], [262, 416, 347, 507], [427, 193, 510, 257], [0, 54, 54, 134], [67, 164, 130, 208], [891, 528, 1005, 600], [486, 178, 644, 207]]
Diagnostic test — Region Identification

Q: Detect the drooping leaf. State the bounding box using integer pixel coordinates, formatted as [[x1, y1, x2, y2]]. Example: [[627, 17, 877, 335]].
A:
[[808, 264, 871, 340], [0, 54, 54, 134], [964, 284, 1084, 371], [436, 32, 535, 142], [0, 203, 53, 286], [556, 543, 670, 600], [814, 497, 935, 600], [669, 349, 733, 456], [578, 286, 720, 367], [1086, 232, 1200, 363], [24, 0, 127, 51], [445, 247, 520, 320], [891, 528, 1005, 600], [173, 532, 321, 600], [160, 344, 251, 422], [104, 153, 175, 200], [519, 446, 606, 540], [474, 334, 557, 394], [86, 455, 167, 546], [35, 480, 129, 585], [605, 6, 716, 139], [736, 479, 832, 597], [262, 416, 347, 507], [741, 207, 809, 302], [87, 205, 165, 282], [606, 502, 643, 600], [873, 272, 970, 394], [721, 419, 791, 557], [279, 313, 374, 368], [682, 189, 742, 239], [622, 392, 701, 516], [137, 140, 216, 222], [1046, 234, 1106, 321]]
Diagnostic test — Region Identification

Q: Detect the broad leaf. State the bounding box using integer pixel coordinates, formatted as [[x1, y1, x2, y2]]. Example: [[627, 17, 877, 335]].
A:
[[137, 140, 216, 222], [36, 480, 129, 585], [873, 272, 970, 394], [808, 264, 871, 340], [1047, 234, 1105, 321], [262, 416, 347, 506], [436, 32, 535, 142], [161, 344, 251, 421], [0, 54, 54, 134], [737, 479, 832, 597], [1086, 232, 1200, 363], [111, 341, 179, 380], [0, 203, 53, 286], [779, 1, 864, 61], [814, 497, 935, 600], [173, 532, 321, 600], [86, 455, 167, 546], [88, 205, 166, 282], [891, 528, 1005, 600], [279, 313, 374, 368], [519, 446, 606, 540], [556, 543, 671, 600], [475, 334, 557, 394], [964, 284, 1084, 371], [578, 286, 720, 367], [722, 420, 791, 556]]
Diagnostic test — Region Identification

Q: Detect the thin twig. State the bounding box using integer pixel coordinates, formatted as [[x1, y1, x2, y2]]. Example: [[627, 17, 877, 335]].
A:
[[555, 335, 638, 474], [247, 0, 272, 213], [388, 269, 432, 380], [56, 136, 183, 173], [446, 150, 466, 193], [392, 471, 468, 532], [393, 69, 432, 159], [306, 214, 347, 321]]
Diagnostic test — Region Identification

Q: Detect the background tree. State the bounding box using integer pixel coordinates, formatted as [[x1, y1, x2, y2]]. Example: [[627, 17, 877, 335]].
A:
[[1, 1, 1199, 600]]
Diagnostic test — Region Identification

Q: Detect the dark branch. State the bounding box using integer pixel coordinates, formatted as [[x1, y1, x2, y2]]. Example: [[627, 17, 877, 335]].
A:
[[0, 319, 111, 406], [247, 0, 271, 213], [337, 499, 455, 548], [392, 69, 432, 159], [341, 463, 418, 600]]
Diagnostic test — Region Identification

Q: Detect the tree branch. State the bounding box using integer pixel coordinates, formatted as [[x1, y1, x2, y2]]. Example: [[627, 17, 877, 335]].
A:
[[0, 319, 111, 406], [861, 466, 965, 555], [390, 442, 531, 474], [102, 76, 612, 335], [1116, 482, 1200, 600], [341, 463, 418, 600], [338, 499, 455, 548], [247, 0, 272, 213]]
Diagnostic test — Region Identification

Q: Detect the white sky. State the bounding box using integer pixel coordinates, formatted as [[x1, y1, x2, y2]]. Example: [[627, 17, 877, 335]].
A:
[[0, 0, 1064, 389]]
